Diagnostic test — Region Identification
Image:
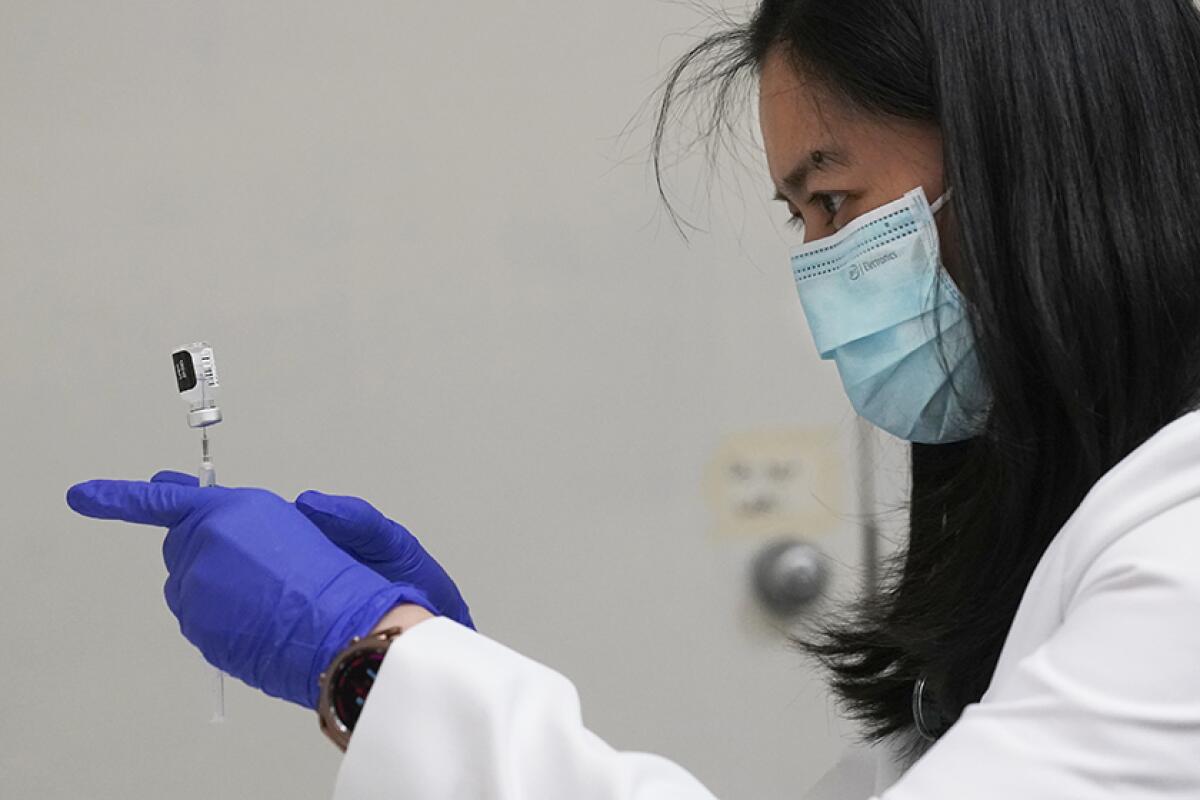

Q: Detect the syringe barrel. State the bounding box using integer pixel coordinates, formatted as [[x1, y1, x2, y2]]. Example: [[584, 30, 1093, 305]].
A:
[[199, 460, 216, 488]]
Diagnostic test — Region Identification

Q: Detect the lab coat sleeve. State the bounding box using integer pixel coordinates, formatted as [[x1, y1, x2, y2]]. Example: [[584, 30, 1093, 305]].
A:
[[332, 615, 722, 800], [876, 499, 1200, 799]]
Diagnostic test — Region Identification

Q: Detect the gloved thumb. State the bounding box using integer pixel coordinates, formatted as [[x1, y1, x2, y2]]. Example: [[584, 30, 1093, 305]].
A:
[[66, 479, 202, 527], [294, 490, 401, 563]]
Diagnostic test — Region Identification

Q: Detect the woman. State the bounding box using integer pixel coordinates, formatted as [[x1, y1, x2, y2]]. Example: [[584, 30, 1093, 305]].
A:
[[66, 0, 1200, 797]]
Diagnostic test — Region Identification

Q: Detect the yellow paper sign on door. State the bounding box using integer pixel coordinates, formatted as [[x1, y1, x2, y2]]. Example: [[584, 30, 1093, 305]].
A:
[[704, 427, 846, 539]]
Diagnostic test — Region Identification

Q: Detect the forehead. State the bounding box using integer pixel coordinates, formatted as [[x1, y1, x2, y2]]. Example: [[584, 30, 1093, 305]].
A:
[[758, 50, 854, 158], [757, 49, 855, 181], [757, 47, 940, 190]]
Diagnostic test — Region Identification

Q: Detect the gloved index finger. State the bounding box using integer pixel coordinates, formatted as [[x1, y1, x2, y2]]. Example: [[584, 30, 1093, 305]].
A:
[[150, 470, 200, 487], [66, 480, 203, 527]]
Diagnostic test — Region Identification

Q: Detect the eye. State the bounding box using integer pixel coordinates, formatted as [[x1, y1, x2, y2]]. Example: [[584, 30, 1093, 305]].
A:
[[810, 192, 848, 226]]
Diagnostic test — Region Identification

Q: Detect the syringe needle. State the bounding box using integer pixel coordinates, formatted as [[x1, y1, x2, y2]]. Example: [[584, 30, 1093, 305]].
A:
[[198, 427, 223, 720]]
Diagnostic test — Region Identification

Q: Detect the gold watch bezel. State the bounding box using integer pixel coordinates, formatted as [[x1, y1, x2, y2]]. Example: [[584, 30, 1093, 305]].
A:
[[317, 626, 406, 752]]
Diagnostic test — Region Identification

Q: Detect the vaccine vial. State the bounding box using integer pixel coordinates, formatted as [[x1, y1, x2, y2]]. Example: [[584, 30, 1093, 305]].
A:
[[172, 342, 222, 428]]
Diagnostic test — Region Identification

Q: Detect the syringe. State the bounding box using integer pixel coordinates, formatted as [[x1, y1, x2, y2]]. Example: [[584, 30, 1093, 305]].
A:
[[171, 342, 226, 723], [200, 427, 216, 488]]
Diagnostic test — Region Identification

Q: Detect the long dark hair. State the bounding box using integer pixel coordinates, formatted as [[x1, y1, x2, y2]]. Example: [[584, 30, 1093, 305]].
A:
[[651, 0, 1200, 756]]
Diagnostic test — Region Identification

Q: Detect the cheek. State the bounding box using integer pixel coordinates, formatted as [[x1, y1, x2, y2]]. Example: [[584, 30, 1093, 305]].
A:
[[861, 172, 916, 207], [803, 221, 837, 245]]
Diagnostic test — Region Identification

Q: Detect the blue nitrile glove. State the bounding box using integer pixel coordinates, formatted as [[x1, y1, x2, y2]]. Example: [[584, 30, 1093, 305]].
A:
[[65, 476, 438, 709], [151, 471, 475, 631], [294, 489, 476, 631]]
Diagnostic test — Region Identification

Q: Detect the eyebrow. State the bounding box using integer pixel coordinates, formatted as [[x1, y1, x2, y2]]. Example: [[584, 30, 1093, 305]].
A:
[[772, 148, 849, 202]]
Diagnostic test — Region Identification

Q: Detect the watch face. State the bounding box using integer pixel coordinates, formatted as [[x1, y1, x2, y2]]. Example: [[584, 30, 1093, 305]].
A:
[[333, 650, 386, 732]]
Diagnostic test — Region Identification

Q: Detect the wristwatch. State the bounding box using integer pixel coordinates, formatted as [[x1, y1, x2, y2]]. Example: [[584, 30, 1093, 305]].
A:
[[317, 626, 406, 751]]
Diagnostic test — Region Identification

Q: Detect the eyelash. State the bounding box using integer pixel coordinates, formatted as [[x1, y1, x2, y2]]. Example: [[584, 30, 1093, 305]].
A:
[[787, 192, 847, 231]]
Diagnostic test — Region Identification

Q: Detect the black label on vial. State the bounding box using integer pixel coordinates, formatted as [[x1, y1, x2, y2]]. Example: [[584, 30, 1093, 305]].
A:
[[173, 351, 197, 392]]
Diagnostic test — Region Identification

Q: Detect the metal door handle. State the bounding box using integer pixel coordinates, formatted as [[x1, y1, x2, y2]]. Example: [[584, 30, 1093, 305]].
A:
[[750, 538, 828, 616]]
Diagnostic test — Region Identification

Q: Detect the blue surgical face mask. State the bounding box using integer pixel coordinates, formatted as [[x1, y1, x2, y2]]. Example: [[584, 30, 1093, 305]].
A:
[[788, 187, 990, 443]]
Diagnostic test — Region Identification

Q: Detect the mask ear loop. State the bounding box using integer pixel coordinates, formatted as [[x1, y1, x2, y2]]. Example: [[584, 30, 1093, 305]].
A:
[[929, 187, 952, 215], [922, 185, 972, 427]]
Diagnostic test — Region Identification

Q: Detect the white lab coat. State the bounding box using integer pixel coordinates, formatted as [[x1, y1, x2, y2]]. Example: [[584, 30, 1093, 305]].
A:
[[333, 409, 1200, 799]]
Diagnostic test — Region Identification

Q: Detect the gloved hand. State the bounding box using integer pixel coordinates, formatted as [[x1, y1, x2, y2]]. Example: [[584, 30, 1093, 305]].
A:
[[294, 489, 475, 631], [65, 475, 439, 709], [151, 471, 474, 630]]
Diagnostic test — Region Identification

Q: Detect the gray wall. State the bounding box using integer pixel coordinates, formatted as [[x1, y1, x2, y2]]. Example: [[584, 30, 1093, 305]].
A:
[[0, 2, 911, 798]]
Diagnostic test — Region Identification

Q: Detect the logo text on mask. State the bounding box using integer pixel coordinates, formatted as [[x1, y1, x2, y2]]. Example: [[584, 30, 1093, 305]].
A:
[[847, 251, 898, 281]]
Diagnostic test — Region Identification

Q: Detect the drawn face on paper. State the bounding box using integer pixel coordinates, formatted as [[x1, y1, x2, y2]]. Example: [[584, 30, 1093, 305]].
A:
[[705, 428, 845, 539]]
